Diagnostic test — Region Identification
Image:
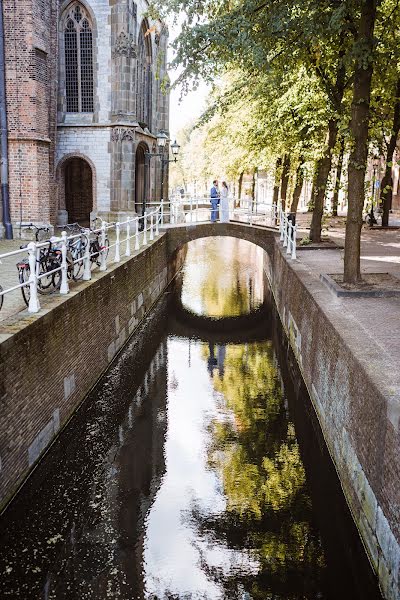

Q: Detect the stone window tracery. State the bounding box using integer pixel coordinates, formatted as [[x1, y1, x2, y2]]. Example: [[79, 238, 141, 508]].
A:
[[136, 23, 152, 128], [64, 3, 94, 113]]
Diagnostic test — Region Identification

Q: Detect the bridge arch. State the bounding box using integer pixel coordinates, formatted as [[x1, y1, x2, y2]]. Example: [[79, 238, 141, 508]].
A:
[[166, 222, 278, 261]]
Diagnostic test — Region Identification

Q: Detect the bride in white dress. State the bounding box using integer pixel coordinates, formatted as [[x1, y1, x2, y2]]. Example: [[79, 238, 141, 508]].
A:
[[220, 181, 230, 222]]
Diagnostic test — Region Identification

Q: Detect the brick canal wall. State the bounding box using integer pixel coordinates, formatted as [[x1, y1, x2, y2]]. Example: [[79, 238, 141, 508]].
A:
[[0, 234, 186, 510], [1, 221, 398, 599], [265, 243, 399, 600]]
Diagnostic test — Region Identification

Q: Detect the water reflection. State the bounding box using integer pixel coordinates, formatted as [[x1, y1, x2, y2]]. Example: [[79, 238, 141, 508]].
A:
[[0, 238, 382, 599]]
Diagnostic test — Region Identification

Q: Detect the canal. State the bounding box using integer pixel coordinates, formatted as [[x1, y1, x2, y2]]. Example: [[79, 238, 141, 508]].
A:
[[0, 237, 382, 599]]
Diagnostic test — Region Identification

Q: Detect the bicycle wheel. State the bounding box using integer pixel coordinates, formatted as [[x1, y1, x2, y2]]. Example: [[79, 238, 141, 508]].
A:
[[35, 228, 50, 243], [37, 257, 57, 294], [70, 244, 84, 280], [0, 285, 3, 311], [19, 267, 30, 306]]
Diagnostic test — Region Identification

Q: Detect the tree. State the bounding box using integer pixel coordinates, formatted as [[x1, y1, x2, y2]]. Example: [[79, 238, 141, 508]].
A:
[[344, 0, 380, 283]]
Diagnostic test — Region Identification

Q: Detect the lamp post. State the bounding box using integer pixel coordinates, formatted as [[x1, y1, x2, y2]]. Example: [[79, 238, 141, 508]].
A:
[[368, 155, 380, 226], [144, 132, 180, 210]]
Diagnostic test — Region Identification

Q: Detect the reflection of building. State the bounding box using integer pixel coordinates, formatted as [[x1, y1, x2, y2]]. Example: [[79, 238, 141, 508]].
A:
[[2, 0, 169, 233]]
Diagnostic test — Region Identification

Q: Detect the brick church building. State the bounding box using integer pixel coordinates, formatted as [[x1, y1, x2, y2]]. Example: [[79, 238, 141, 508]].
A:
[[1, 0, 169, 235]]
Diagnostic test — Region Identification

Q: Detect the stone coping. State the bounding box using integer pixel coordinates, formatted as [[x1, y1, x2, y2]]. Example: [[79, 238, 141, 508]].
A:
[[320, 272, 400, 298]]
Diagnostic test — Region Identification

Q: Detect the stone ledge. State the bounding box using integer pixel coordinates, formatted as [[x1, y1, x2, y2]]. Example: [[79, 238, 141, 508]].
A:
[[320, 272, 400, 298]]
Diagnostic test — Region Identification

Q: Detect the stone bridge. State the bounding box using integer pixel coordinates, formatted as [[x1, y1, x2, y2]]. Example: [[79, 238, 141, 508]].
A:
[[164, 221, 278, 260]]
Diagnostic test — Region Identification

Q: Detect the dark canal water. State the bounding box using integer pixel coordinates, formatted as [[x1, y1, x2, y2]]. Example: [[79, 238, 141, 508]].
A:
[[0, 238, 382, 599]]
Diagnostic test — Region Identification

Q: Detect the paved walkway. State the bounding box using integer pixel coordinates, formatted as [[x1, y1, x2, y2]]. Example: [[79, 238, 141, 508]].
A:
[[292, 225, 400, 404]]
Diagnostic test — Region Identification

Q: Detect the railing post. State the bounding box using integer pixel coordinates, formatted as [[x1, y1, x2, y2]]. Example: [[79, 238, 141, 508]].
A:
[[280, 209, 284, 241], [190, 199, 193, 223], [286, 221, 292, 254], [100, 221, 107, 271], [143, 212, 147, 246], [135, 217, 140, 251], [292, 225, 297, 260], [114, 222, 121, 263], [155, 206, 159, 236], [160, 199, 164, 226], [196, 198, 199, 222], [283, 216, 288, 247], [125, 218, 131, 257], [27, 242, 40, 313], [60, 231, 70, 294], [83, 231, 91, 280], [150, 213, 154, 241]]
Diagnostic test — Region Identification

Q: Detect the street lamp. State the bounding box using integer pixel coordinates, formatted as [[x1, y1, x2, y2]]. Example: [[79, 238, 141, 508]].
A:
[[160, 140, 180, 201], [368, 155, 380, 226]]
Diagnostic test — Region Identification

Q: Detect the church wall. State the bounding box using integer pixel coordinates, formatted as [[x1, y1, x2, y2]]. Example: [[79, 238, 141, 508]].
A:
[[56, 127, 111, 214]]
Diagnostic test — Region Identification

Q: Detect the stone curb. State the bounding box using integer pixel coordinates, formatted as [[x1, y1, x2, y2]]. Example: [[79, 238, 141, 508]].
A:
[[320, 272, 400, 298]]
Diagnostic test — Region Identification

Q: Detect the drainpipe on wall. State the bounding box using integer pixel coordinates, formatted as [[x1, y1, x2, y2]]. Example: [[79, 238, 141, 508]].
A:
[[0, 0, 12, 239]]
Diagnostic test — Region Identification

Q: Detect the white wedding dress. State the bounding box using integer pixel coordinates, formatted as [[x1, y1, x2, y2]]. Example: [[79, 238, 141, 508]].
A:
[[220, 187, 230, 222]]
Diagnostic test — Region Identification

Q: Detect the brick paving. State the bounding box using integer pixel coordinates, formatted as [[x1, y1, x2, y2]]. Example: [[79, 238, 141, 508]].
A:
[[291, 224, 400, 393]]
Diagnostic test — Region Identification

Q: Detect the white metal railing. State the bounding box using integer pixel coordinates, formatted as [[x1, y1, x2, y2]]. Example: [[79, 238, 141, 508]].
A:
[[0, 198, 296, 318], [158, 196, 280, 228], [279, 208, 297, 260], [0, 202, 163, 315]]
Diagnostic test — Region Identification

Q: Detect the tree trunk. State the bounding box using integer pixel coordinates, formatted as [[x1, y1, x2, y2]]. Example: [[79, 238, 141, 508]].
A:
[[380, 77, 400, 226], [290, 158, 305, 213], [332, 137, 345, 217], [344, 0, 379, 283], [309, 119, 338, 242], [280, 154, 290, 211], [251, 169, 257, 211], [273, 157, 282, 206], [237, 171, 244, 208]]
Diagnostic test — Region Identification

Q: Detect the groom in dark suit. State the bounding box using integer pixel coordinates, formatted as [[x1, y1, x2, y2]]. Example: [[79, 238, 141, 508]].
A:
[[210, 180, 220, 222]]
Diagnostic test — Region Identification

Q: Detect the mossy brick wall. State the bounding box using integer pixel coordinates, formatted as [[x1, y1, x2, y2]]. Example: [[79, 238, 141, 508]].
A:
[[265, 244, 400, 600], [0, 234, 186, 509]]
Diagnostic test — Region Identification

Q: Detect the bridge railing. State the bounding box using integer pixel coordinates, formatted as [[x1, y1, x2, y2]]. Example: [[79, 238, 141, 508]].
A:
[[153, 196, 280, 228], [279, 208, 297, 260], [0, 203, 163, 315]]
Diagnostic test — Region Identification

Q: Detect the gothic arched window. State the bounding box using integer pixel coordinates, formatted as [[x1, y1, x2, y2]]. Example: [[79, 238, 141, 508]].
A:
[[64, 3, 94, 113], [137, 23, 152, 128]]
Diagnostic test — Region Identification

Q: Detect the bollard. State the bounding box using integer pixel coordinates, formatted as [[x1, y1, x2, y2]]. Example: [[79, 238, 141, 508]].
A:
[[292, 225, 297, 260], [249, 208, 253, 227], [150, 213, 154, 241], [83, 231, 91, 280], [280, 209, 284, 241], [114, 222, 121, 263], [60, 231, 70, 294], [100, 221, 107, 271], [135, 217, 140, 251], [27, 242, 40, 313], [196, 198, 199, 222], [125, 218, 131, 257], [143, 212, 148, 245], [190, 200, 193, 223]]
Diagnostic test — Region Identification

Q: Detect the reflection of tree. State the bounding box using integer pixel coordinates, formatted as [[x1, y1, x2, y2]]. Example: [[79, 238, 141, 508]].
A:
[[196, 341, 326, 598], [188, 238, 263, 317]]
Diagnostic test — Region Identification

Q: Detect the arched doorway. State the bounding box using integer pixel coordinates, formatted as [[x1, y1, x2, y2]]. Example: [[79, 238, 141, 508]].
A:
[[64, 157, 93, 224], [135, 144, 146, 215]]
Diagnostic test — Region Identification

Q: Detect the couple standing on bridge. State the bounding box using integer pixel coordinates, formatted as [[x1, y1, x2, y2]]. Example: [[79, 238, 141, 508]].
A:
[[210, 180, 230, 223]]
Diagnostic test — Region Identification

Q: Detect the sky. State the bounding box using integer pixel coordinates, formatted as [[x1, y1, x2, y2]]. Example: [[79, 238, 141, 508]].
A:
[[167, 17, 210, 141]]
